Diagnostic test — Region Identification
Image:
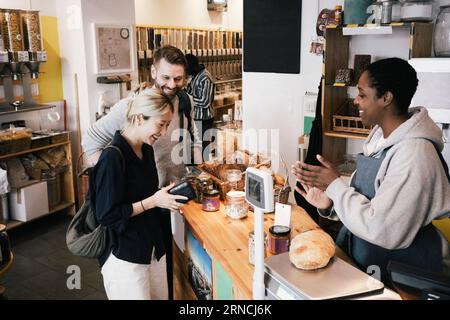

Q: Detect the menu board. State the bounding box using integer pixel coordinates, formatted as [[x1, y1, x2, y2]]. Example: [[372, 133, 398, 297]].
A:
[[94, 25, 134, 74]]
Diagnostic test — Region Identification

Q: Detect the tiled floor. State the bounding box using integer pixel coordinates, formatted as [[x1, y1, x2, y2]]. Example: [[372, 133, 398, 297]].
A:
[[0, 213, 107, 300]]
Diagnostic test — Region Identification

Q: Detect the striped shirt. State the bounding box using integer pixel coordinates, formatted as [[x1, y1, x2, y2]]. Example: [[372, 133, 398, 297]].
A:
[[186, 68, 215, 120]]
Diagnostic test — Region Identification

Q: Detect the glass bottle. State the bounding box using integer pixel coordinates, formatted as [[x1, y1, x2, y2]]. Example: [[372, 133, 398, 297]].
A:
[[434, 5, 450, 57]]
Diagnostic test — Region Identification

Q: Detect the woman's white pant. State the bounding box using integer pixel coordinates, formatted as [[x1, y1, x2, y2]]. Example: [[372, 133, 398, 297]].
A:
[[101, 252, 168, 300]]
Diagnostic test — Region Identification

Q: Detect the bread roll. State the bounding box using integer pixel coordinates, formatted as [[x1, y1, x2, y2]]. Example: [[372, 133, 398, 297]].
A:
[[289, 229, 335, 270], [274, 174, 285, 186]]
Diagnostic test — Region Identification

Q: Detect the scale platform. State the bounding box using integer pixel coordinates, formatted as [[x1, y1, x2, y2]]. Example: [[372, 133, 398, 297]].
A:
[[264, 252, 384, 300]]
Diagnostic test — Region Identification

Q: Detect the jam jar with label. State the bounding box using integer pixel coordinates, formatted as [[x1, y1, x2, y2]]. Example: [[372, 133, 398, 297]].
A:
[[202, 189, 220, 212], [267, 225, 291, 255]]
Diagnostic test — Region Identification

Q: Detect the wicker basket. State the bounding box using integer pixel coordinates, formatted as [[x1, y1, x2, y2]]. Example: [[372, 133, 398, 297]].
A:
[[332, 99, 372, 134], [333, 115, 372, 134], [197, 163, 246, 200]]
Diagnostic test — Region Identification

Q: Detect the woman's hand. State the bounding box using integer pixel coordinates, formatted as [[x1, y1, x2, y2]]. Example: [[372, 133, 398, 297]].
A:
[[291, 155, 340, 191], [295, 182, 333, 210], [151, 183, 188, 211]]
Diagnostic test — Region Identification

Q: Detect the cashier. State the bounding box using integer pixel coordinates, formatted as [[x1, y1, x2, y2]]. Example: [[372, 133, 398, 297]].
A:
[[292, 58, 450, 284]]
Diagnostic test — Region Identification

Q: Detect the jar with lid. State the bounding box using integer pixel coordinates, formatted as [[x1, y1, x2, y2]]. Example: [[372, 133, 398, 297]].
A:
[[195, 172, 213, 203], [0, 9, 25, 52], [401, 1, 434, 22], [267, 225, 291, 255], [21, 10, 42, 52], [202, 189, 220, 212], [248, 230, 267, 265], [225, 190, 247, 219], [334, 5, 343, 26], [434, 5, 450, 57]]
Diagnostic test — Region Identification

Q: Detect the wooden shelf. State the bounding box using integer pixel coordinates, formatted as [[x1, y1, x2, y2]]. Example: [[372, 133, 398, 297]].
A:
[[324, 130, 368, 140], [0, 104, 55, 117], [0, 141, 70, 160], [49, 201, 76, 214], [0, 219, 23, 231], [0, 201, 75, 231], [214, 103, 235, 110]]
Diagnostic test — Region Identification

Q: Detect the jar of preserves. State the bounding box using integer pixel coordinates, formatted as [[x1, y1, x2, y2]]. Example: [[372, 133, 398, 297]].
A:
[[434, 5, 450, 57], [202, 189, 220, 212], [267, 225, 291, 255], [21, 10, 42, 52], [225, 190, 247, 219], [0, 9, 25, 52]]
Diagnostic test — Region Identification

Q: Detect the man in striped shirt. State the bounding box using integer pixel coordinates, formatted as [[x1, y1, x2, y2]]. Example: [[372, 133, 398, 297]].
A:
[[185, 54, 215, 158]]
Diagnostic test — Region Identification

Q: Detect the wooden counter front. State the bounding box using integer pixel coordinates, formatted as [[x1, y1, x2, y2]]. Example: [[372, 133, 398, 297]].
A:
[[176, 201, 320, 300]]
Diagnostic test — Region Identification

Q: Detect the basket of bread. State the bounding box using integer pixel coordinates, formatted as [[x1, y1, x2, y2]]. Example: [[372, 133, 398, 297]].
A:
[[0, 127, 32, 155]]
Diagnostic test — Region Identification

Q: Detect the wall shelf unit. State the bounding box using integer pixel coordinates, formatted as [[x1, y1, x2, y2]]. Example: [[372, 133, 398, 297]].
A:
[[322, 22, 434, 165]]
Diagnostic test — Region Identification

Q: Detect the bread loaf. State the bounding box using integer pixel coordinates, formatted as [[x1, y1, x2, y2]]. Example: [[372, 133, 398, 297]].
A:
[[289, 229, 335, 270]]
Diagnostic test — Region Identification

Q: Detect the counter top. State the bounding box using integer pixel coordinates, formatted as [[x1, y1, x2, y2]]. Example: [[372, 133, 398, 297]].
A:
[[180, 201, 321, 299]]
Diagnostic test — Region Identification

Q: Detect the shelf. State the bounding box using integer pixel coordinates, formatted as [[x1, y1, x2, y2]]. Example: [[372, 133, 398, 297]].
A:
[[324, 130, 368, 140], [408, 58, 450, 73], [214, 103, 235, 109], [0, 104, 55, 117], [49, 201, 76, 214], [0, 201, 75, 231], [343, 25, 393, 36], [0, 141, 70, 160], [214, 78, 242, 85]]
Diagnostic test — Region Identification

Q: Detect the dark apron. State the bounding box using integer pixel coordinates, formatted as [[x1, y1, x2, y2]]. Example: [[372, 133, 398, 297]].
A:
[[336, 148, 443, 284]]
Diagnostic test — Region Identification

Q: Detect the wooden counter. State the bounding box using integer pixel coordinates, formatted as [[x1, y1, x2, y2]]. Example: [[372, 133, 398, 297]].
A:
[[175, 201, 320, 300]]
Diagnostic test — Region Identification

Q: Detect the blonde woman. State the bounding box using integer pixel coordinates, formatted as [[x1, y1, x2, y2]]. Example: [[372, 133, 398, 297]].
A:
[[91, 88, 188, 300]]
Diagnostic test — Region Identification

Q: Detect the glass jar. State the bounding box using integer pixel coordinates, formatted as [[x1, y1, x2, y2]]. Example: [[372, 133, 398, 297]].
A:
[[226, 169, 242, 190], [434, 5, 450, 57], [381, 1, 394, 24], [21, 10, 42, 52], [248, 230, 267, 265], [401, 1, 434, 22], [202, 189, 220, 212], [267, 225, 291, 255], [225, 190, 248, 219], [0, 9, 25, 52], [195, 172, 213, 203]]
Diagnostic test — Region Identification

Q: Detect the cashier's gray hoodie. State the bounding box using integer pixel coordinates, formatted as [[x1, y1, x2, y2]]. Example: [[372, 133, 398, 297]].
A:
[[323, 107, 450, 250]]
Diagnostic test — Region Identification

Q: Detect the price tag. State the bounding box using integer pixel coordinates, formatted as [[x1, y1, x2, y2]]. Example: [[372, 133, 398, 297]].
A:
[[274, 203, 291, 228]]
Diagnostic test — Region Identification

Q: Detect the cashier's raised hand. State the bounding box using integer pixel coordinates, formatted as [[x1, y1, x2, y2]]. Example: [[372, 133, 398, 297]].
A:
[[295, 182, 333, 210], [151, 183, 188, 212], [291, 155, 340, 191]]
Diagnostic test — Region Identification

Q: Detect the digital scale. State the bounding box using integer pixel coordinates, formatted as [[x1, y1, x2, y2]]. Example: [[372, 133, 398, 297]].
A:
[[245, 167, 385, 300], [264, 253, 384, 300]]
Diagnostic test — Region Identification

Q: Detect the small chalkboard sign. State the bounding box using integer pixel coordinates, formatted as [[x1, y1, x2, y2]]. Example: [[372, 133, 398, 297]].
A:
[[244, 0, 302, 74]]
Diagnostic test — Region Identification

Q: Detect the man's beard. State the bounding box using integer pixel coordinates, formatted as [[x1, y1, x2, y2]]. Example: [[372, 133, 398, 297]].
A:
[[155, 82, 179, 99]]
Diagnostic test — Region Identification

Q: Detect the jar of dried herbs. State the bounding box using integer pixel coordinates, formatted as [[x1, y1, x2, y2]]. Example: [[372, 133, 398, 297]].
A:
[[21, 10, 42, 52]]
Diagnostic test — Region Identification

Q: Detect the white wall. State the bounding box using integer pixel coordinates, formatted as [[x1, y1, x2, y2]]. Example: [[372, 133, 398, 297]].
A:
[[135, 0, 243, 30], [81, 0, 138, 125], [55, 0, 137, 145], [0, 0, 56, 16], [243, 1, 326, 199]]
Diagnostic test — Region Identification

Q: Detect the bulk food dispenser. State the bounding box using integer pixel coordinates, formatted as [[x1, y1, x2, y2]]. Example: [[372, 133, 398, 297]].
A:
[[0, 9, 47, 110]]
